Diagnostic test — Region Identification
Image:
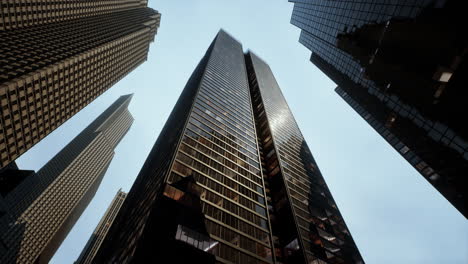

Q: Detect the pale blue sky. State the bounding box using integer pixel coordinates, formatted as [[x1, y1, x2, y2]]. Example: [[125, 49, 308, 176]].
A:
[[16, 1, 467, 263]]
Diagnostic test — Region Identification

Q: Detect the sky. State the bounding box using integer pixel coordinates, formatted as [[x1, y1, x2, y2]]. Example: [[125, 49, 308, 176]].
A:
[[15, 1, 467, 263]]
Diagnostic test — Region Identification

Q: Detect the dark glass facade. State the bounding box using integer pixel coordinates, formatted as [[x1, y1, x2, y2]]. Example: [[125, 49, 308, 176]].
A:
[[95, 32, 221, 264], [0, 95, 133, 264], [289, 0, 467, 218], [247, 52, 363, 264], [95, 30, 363, 264], [0, 2, 160, 169]]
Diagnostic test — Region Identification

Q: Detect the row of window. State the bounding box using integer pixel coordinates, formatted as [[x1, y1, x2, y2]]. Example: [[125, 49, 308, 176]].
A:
[[201, 80, 250, 118], [176, 147, 262, 195], [172, 155, 265, 205], [185, 123, 258, 167], [198, 84, 252, 127], [192, 100, 257, 149], [202, 202, 268, 242], [181, 141, 263, 195], [0, 2, 151, 29], [197, 89, 254, 134], [180, 138, 261, 188], [206, 219, 272, 261], [202, 186, 267, 224], [191, 107, 257, 154], [168, 171, 266, 230], [185, 124, 261, 178], [183, 133, 259, 174]]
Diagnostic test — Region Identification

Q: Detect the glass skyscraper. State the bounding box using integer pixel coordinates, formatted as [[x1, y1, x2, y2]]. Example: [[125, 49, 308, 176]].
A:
[[0, 95, 133, 264], [94, 30, 363, 264], [289, 0, 467, 218]]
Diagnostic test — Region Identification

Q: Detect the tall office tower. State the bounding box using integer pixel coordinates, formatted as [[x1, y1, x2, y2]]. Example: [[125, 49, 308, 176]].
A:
[[76, 189, 128, 264], [289, 0, 467, 217], [0, 95, 134, 264], [0, 1, 153, 30], [95, 30, 363, 264], [0, 2, 160, 169]]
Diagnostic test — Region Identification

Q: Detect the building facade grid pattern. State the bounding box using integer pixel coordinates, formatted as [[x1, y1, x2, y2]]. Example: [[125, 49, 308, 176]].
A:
[[0, 95, 133, 264], [0, 3, 160, 169], [0, 0, 150, 30]]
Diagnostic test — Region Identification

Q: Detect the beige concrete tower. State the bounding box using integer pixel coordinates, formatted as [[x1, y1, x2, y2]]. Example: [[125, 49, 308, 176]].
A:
[[75, 189, 127, 264], [0, 1, 160, 168], [0, 95, 133, 264], [0, 1, 151, 30]]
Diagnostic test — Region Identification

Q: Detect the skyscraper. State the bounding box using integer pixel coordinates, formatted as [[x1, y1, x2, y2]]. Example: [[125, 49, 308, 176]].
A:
[[0, 94, 134, 264], [76, 189, 127, 264], [0, 1, 160, 169], [0, 1, 154, 30], [95, 30, 363, 264], [289, 0, 467, 218]]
